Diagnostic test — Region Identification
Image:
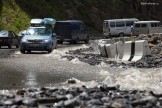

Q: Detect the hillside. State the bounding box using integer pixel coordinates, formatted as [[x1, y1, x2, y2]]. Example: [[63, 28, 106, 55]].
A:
[[0, 0, 162, 34]]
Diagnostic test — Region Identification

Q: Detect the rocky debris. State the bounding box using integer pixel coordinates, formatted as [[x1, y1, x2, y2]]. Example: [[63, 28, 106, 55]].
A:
[[1, 84, 162, 107], [62, 34, 162, 68]]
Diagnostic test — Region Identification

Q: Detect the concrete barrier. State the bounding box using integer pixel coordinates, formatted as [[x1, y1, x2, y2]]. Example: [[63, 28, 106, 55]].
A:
[[131, 40, 151, 62], [116, 41, 124, 59], [122, 41, 132, 61], [114, 38, 120, 42], [96, 39, 115, 55], [105, 44, 117, 58], [119, 37, 125, 43], [99, 43, 108, 57]]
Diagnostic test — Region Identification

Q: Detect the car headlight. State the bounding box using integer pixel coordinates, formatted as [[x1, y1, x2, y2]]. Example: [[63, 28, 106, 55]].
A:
[[44, 39, 49, 42], [21, 38, 27, 42]]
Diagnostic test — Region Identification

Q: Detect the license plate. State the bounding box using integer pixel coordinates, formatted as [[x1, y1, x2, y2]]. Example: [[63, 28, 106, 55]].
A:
[[30, 44, 39, 46]]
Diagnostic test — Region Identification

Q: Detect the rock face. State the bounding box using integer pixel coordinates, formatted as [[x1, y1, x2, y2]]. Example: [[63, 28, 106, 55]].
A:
[[57, 0, 162, 32], [12, 0, 162, 32]]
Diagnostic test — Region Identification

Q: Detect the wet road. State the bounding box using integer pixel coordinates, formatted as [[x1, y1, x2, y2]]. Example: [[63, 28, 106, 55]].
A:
[[0, 43, 162, 93], [0, 43, 117, 90]]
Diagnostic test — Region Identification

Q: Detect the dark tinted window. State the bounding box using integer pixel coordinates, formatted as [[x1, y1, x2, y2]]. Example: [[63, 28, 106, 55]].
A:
[[126, 21, 134, 26], [151, 23, 155, 27], [116, 22, 125, 27], [0, 30, 9, 37], [54, 22, 70, 31], [54, 22, 84, 31], [110, 22, 115, 27], [154, 23, 159, 27], [135, 24, 140, 28], [80, 24, 84, 30], [141, 24, 147, 27], [151, 23, 159, 27]]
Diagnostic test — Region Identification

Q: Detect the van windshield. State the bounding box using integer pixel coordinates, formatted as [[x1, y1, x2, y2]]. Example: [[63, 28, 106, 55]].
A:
[[26, 28, 52, 36]]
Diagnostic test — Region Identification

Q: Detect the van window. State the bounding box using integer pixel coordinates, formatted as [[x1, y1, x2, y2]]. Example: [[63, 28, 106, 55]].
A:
[[126, 21, 134, 26], [151, 23, 155, 27], [71, 25, 80, 30], [80, 24, 84, 30], [154, 23, 158, 27], [110, 22, 115, 27], [141, 24, 147, 28], [54, 23, 70, 31], [116, 22, 125, 27], [135, 24, 140, 28]]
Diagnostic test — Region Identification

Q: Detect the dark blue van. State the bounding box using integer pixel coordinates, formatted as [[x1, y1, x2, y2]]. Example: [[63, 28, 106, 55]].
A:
[[54, 20, 89, 44]]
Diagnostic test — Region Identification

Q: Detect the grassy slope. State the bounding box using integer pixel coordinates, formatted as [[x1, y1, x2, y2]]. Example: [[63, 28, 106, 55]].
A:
[[0, 0, 64, 34]]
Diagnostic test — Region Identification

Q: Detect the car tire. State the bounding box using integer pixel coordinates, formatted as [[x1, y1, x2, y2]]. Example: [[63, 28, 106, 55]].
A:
[[74, 38, 79, 44], [16, 44, 19, 48], [20, 49, 25, 54], [8, 44, 12, 49], [27, 50, 31, 53], [118, 33, 124, 37], [85, 36, 89, 44], [48, 48, 52, 53], [58, 40, 63, 44]]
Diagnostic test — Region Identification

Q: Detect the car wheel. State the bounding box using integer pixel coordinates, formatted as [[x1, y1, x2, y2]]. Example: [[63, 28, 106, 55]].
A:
[[16, 44, 19, 48], [8, 44, 12, 49], [118, 33, 124, 37], [57, 40, 63, 44], [54, 43, 57, 49], [27, 50, 31, 53], [48, 48, 52, 53], [85, 36, 89, 44], [20, 49, 25, 54], [74, 38, 79, 44]]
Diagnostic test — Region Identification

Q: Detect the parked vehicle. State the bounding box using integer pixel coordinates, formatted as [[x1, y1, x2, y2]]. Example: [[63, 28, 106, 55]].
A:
[[133, 21, 162, 36], [54, 20, 89, 44], [18, 30, 27, 40], [103, 18, 139, 37], [0, 30, 19, 48], [20, 18, 57, 54]]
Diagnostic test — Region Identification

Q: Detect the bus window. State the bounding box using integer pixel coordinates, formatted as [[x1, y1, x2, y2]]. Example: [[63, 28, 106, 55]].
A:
[[141, 24, 147, 28], [135, 24, 140, 28], [110, 22, 115, 27], [126, 21, 134, 26], [116, 22, 125, 27]]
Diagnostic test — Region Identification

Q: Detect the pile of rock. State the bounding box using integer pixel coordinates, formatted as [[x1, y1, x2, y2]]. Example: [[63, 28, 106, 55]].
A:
[[62, 40, 162, 68], [1, 84, 162, 107]]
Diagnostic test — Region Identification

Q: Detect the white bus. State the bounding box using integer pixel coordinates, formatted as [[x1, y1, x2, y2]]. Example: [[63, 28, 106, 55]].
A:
[[133, 21, 162, 36], [103, 18, 139, 37]]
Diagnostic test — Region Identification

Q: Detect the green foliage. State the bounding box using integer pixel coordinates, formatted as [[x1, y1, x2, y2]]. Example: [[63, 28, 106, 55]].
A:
[[0, 0, 64, 34]]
